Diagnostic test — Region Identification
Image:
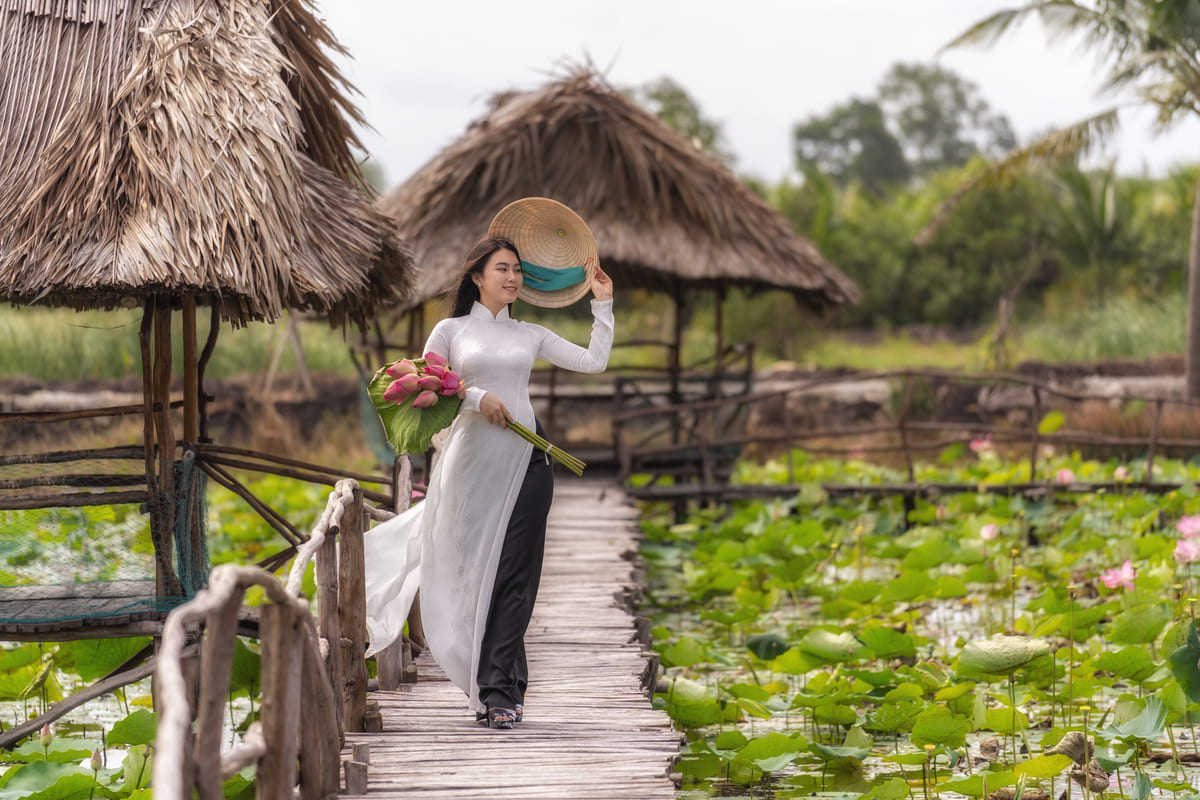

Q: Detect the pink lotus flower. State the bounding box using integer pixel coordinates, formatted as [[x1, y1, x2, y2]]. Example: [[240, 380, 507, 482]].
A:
[[386, 360, 417, 378], [440, 371, 461, 395], [935, 504, 947, 522], [1176, 539, 1200, 564], [412, 390, 438, 409], [423, 351, 447, 368], [980, 523, 999, 541], [1114, 465, 1130, 481], [417, 375, 442, 392], [39, 723, 52, 748], [1101, 560, 1136, 591], [382, 379, 409, 402], [1177, 515, 1200, 539], [1055, 468, 1075, 485], [90, 748, 102, 772], [393, 373, 420, 395], [423, 364, 446, 378], [969, 435, 993, 453]]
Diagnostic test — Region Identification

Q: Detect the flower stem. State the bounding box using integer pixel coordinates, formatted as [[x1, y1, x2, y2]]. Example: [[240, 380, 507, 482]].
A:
[[507, 420, 586, 476]]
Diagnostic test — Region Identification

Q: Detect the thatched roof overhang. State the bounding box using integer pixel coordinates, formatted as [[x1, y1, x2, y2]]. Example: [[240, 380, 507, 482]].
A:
[[379, 71, 859, 315], [0, 0, 413, 327]]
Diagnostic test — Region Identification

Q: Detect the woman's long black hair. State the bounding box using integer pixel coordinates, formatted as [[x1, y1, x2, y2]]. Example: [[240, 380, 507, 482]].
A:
[[447, 236, 522, 318]]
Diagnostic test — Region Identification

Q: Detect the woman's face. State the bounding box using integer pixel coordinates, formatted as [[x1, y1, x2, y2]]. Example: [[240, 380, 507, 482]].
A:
[[474, 248, 523, 311]]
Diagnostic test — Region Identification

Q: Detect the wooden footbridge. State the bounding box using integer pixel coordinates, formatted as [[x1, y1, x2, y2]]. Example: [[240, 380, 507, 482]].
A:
[[341, 479, 680, 799], [152, 476, 680, 798]]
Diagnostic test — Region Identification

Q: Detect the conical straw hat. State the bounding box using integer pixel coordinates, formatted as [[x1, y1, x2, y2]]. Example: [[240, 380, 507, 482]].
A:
[[487, 197, 598, 308]]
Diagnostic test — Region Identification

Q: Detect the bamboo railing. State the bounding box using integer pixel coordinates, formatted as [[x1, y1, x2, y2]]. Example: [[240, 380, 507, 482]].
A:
[[613, 368, 1200, 504], [155, 477, 401, 798]]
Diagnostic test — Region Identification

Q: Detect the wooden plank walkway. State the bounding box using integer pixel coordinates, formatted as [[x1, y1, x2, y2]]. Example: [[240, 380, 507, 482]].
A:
[[341, 478, 680, 799]]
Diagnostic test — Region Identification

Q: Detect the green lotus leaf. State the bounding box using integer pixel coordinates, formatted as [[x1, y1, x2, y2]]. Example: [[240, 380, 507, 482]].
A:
[[677, 752, 722, 779], [0, 762, 97, 800], [1037, 411, 1066, 434], [797, 628, 870, 664], [714, 730, 749, 751], [859, 625, 917, 659], [1109, 604, 1169, 645], [737, 697, 773, 719], [879, 571, 929, 604], [737, 732, 803, 773], [368, 362, 462, 454], [663, 636, 707, 668], [772, 646, 823, 675], [910, 706, 971, 748], [864, 699, 923, 733], [983, 706, 1029, 734], [1107, 695, 1167, 742], [661, 677, 723, 729], [1168, 621, 1200, 703], [1092, 646, 1158, 683], [1013, 753, 1074, 779], [746, 633, 790, 660], [940, 771, 1016, 797], [108, 709, 157, 747], [957, 635, 1051, 678], [73, 637, 151, 683], [862, 777, 915, 800], [810, 742, 871, 763], [9, 738, 93, 764]]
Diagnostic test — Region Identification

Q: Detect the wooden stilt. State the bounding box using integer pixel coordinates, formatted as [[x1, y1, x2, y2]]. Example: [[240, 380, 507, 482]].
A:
[[182, 295, 199, 445]]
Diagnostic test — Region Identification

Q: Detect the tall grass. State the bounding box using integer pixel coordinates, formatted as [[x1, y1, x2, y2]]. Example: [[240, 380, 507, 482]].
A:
[[0, 308, 358, 381], [1016, 291, 1185, 363]]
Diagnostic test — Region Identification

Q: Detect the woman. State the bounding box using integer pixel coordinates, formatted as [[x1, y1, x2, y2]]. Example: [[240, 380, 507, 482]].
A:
[[364, 235, 614, 729]]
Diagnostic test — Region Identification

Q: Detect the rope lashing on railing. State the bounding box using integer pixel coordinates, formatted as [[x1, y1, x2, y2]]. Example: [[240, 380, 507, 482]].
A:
[[156, 564, 334, 799]]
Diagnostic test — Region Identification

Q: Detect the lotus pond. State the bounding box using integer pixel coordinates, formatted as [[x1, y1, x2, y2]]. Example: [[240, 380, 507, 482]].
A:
[[639, 447, 1200, 800], [0, 474, 331, 800]]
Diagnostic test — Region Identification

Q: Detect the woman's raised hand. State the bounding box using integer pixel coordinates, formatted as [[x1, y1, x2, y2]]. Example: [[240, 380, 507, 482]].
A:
[[590, 265, 613, 302], [479, 392, 511, 429]]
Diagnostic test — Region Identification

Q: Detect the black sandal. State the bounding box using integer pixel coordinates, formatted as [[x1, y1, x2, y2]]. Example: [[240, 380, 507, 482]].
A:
[[514, 704, 523, 723], [487, 707, 516, 729]]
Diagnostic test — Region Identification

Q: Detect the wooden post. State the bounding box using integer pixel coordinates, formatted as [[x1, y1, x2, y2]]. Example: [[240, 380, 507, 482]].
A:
[[316, 531, 344, 737], [198, 304, 220, 443], [784, 397, 795, 485], [898, 376, 915, 484], [259, 604, 302, 799], [1029, 389, 1042, 483], [194, 595, 242, 800], [182, 295, 199, 444], [337, 487, 368, 731], [299, 630, 341, 800], [713, 287, 725, 397], [1147, 399, 1164, 482]]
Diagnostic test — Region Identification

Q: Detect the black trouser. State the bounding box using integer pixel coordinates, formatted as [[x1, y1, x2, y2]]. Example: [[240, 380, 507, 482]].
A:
[[476, 435, 554, 711]]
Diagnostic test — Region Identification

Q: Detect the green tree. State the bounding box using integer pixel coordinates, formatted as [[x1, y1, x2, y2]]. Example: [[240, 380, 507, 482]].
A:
[[793, 99, 911, 191], [630, 76, 734, 164], [945, 0, 1200, 394], [877, 62, 1017, 178]]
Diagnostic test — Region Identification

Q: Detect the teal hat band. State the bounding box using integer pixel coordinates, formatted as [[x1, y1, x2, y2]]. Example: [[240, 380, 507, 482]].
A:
[[521, 260, 587, 291]]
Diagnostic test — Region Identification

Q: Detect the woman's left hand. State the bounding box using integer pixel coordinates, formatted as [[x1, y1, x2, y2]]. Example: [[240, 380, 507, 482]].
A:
[[590, 265, 613, 302]]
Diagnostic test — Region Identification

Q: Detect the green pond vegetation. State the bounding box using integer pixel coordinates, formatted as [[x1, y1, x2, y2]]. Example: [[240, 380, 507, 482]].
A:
[[639, 446, 1200, 799]]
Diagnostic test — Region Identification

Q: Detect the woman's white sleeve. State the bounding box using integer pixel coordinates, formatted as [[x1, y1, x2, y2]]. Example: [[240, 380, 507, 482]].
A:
[[537, 299, 614, 374]]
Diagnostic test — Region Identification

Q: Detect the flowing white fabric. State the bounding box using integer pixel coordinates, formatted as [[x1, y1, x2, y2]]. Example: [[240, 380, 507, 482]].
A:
[[363, 298, 614, 712]]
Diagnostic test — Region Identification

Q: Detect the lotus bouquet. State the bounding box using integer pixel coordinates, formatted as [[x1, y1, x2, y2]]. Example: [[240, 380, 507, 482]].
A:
[[369, 352, 587, 475]]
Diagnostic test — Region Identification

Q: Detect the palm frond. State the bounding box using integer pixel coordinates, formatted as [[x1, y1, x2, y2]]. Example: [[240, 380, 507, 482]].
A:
[[914, 108, 1120, 246]]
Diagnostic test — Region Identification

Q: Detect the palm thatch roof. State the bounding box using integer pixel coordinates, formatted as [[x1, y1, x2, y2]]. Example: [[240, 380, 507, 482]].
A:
[[379, 70, 859, 314], [0, 0, 413, 326]]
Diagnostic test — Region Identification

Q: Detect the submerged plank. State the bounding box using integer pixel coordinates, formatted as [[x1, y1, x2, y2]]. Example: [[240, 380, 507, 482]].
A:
[[340, 478, 678, 798]]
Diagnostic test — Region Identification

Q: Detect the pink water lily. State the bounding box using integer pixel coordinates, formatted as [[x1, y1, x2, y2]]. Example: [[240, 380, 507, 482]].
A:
[[980, 523, 999, 541], [1176, 539, 1200, 564], [412, 390, 438, 409], [1177, 514, 1200, 539], [417, 375, 442, 392], [394, 373, 420, 395], [423, 351, 447, 368], [1101, 560, 1136, 591], [386, 359, 417, 378], [440, 371, 461, 395], [382, 379, 409, 403], [1055, 468, 1075, 485]]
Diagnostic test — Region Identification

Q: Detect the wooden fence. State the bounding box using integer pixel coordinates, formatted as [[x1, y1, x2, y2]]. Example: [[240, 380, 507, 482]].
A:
[[155, 475, 406, 798], [614, 367, 1200, 505]]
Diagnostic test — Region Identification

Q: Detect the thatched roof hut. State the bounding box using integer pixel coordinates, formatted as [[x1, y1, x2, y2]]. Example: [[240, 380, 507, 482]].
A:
[[0, 0, 413, 326], [0, 0, 416, 610], [379, 70, 859, 314]]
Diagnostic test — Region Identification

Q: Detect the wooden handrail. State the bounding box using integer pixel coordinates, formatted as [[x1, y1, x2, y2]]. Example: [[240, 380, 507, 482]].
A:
[[156, 479, 373, 799]]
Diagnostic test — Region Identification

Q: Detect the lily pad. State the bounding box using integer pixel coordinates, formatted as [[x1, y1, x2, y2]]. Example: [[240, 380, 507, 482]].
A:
[[957, 635, 1051, 678]]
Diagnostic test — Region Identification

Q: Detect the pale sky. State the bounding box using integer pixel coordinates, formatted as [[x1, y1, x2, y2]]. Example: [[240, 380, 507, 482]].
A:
[[318, 1, 1200, 191]]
